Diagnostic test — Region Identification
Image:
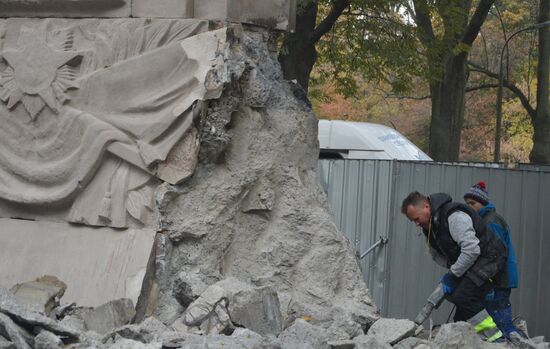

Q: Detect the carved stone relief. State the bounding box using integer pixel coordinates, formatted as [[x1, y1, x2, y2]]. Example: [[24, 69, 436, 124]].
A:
[[0, 18, 228, 228]]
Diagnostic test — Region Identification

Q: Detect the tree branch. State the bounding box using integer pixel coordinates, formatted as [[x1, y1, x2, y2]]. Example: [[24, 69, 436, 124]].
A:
[[468, 61, 536, 116], [312, 0, 351, 44], [462, 0, 496, 46], [412, 0, 436, 48], [465, 83, 499, 92]]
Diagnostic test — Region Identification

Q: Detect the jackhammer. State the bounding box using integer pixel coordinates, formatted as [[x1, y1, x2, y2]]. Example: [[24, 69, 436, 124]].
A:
[[414, 285, 540, 348], [414, 283, 446, 325]]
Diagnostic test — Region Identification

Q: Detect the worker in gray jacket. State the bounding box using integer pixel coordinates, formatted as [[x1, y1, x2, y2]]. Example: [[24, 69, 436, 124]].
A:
[[401, 192, 507, 342]]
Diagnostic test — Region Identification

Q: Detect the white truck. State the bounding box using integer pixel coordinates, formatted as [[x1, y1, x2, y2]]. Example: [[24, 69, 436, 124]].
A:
[[318, 120, 432, 161]]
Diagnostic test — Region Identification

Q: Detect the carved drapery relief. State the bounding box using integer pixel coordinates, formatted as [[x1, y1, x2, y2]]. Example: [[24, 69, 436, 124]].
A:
[[0, 19, 226, 228]]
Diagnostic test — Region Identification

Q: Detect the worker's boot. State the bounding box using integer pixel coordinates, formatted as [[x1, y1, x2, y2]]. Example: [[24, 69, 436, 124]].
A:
[[490, 304, 522, 339], [467, 309, 503, 342], [484, 290, 521, 339]]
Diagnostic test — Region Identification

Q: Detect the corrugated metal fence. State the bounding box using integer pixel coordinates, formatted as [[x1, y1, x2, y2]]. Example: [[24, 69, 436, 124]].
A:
[[319, 159, 550, 338]]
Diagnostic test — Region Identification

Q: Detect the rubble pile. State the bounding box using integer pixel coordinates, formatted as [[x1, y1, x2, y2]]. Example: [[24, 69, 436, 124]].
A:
[[1, 277, 548, 348]]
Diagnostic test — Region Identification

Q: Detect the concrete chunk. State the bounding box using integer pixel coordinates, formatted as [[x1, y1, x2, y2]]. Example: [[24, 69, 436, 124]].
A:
[[103, 317, 168, 343], [353, 335, 392, 349], [182, 284, 230, 330], [0, 288, 79, 340], [432, 322, 485, 349], [0, 335, 15, 349], [328, 339, 355, 349], [393, 336, 429, 349], [82, 299, 136, 335], [10, 276, 66, 315], [366, 318, 416, 345], [0, 313, 31, 349], [34, 330, 63, 349], [228, 286, 284, 336], [107, 338, 162, 349], [277, 319, 330, 349]]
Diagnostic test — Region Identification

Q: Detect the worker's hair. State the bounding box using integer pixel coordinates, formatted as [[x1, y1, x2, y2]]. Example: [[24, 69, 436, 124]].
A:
[[401, 191, 428, 214]]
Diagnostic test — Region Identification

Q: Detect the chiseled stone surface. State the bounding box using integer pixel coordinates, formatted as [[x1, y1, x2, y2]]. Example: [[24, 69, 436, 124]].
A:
[[366, 318, 416, 345], [0, 218, 155, 307]]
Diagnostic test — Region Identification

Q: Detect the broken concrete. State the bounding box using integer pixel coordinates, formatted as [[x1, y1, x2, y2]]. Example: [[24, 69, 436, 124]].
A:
[[171, 272, 209, 308], [103, 317, 168, 344], [0, 336, 15, 349], [353, 334, 393, 349], [81, 299, 136, 335], [277, 319, 330, 349], [0, 288, 79, 340], [432, 322, 493, 349], [180, 282, 231, 334], [393, 336, 429, 349], [34, 330, 63, 349], [160, 328, 276, 349], [226, 284, 284, 336], [106, 338, 162, 349], [10, 276, 66, 315], [59, 315, 87, 333], [327, 339, 355, 349], [366, 318, 416, 345], [138, 27, 379, 343], [0, 312, 32, 349]]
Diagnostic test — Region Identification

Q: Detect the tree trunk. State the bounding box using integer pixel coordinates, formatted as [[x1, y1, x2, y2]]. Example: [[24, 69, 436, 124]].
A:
[[278, 2, 319, 92], [428, 53, 468, 162], [531, 0, 550, 164]]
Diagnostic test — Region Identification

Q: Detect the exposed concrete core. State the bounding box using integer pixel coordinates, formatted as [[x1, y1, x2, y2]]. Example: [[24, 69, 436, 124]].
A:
[[134, 27, 379, 337]]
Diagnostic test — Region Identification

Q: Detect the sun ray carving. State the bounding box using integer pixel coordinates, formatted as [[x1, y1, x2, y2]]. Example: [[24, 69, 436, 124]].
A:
[[0, 29, 82, 120]]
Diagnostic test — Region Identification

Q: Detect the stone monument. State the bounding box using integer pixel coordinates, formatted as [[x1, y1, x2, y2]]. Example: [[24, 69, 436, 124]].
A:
[[0, 0, 378, 343]]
